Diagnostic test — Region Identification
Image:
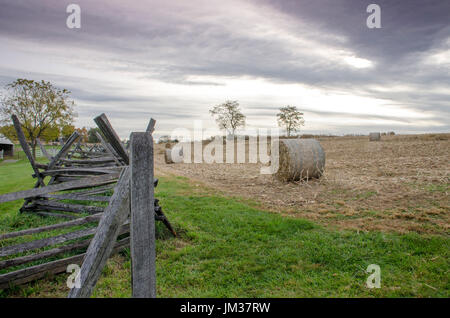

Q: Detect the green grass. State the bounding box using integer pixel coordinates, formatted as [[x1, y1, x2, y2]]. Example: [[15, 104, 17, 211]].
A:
[[0, 156, 105, 277], [425, 184, 450, 193], [0, 160, 449, 297]]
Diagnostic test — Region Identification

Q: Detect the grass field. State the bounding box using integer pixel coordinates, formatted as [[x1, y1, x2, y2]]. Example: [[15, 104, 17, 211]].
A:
[[0, 153, 448, 298]]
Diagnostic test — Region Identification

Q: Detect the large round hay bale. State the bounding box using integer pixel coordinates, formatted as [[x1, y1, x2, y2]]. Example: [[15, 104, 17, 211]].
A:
[[369, 132, 381, 141], [164, 146, 183, 164], [272, 139, 325, 181]]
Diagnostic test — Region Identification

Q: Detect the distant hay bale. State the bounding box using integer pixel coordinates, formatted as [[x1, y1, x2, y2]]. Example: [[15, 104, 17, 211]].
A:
[[164, 149, 173, 164], [369, 132, 381, 141], [164, 147, 183, 164], [272, 139, 325, 182]]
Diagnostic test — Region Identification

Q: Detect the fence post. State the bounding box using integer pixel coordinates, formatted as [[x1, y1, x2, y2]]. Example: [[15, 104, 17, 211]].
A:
[[130, 132, 156, 298], [67, 167, 131, 298], [36, 138, 51, 160], [11, 115, 45, 187], [94, 113, 129, 165]]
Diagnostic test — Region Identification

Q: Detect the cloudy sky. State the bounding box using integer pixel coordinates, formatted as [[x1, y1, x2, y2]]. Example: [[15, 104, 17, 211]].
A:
[[0, 0, 449, 138]]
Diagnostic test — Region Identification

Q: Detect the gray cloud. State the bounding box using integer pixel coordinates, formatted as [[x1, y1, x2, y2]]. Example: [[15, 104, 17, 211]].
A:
[[0, 0, 448, 136]]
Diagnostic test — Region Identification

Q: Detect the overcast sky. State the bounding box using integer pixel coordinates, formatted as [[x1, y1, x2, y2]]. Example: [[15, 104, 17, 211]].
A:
[[0, 0, 449, 138]]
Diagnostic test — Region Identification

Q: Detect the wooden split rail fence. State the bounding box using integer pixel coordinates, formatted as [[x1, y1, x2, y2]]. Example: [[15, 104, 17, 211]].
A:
[[0, 113, 174, 297]]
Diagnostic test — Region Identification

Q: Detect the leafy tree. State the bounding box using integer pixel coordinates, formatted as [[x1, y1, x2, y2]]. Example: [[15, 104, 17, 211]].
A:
[[0, 79, 75, 158], [0, 125, 17, 142], [209, 100, 246, 136], [76, 127, 89, 143], [40, 125, 60, 142], [61, 124, 75, 139], [87, 127, 102, 143], [276, 106, 305, 137]]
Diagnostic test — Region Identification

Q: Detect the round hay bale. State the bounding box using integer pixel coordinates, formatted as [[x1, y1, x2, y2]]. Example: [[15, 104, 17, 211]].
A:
[[164, 149, 174, 164], [369, 132, 381, 141], [272, 139, 325, 182], [164, 146, 183, 164]]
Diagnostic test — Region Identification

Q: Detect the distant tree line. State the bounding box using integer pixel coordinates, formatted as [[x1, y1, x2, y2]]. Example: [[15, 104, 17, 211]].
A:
[[0, 78, 308, 160]]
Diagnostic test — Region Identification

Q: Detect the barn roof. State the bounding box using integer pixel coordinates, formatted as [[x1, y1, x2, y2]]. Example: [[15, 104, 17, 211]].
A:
[[0, 135, 14, 145]]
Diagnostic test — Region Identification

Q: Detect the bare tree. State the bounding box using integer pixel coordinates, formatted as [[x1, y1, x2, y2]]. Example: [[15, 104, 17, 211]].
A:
[[209, 100, 246, 136], [0, 79, 75, 158], [277, 106, 305, 137]]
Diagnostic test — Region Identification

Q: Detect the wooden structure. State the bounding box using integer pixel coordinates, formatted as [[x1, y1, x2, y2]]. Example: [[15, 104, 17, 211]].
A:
[[0, 114, 174, 296], [0, 136, 14, 157]]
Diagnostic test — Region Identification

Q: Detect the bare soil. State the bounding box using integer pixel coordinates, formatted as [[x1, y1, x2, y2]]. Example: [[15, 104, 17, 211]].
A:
[[155, 134, 450, 235]]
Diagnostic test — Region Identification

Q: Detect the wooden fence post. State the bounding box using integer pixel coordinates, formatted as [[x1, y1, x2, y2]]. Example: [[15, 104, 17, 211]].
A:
[[36, 138, 52, 160], [47, 131, 80, 171], [146, 118, 156, 133], [11, 115, 45, 187], [130, 132, 156, 298], [67, 167, 130, 298], [95, 132, 123, 166], [94, 113, 129, 165]]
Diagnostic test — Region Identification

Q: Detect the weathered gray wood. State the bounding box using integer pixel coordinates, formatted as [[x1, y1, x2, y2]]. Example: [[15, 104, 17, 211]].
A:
[[11, 115, 45, 187], [146, 118, 156, 133], [41, 193, 111, 202], [31, 200, 105, 214], [0, 250, 85, 290], [0, 213, 102, 240], [64, 164, 117, 170], [1, 222, 130, 258], [50, 174, 107, 179], [0, 237, 129, 290], [35, 163, 49, 170], [130, 132, 156, 298], [36, 138, 52, 160], [39, 167, 120, 177], [33, 211, 79, 219], [47, 131, 80, 171], [0, 173, 120, 204], [51, 177, 84, 183], [60, 157, 116, 164], [68, 167, 131, 298], [94, 113, 129, 165], [95, 132, 123, 166], [45, 131, 81, 186], [0, 224, 130, 271], [0, 227, 97, 257], [68, 184, 115, 197], [0, 239, 91, 270]]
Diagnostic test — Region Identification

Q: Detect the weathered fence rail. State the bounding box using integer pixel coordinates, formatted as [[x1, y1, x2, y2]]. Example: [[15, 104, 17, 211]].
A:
[[0, 114, 172, 297]]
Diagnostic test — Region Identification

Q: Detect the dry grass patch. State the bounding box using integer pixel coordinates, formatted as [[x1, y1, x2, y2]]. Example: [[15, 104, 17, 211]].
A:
[[155, 134, 449, 235]]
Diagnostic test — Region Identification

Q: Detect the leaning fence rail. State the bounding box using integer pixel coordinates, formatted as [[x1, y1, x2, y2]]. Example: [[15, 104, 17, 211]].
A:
[[0, 114, 170, 297]]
